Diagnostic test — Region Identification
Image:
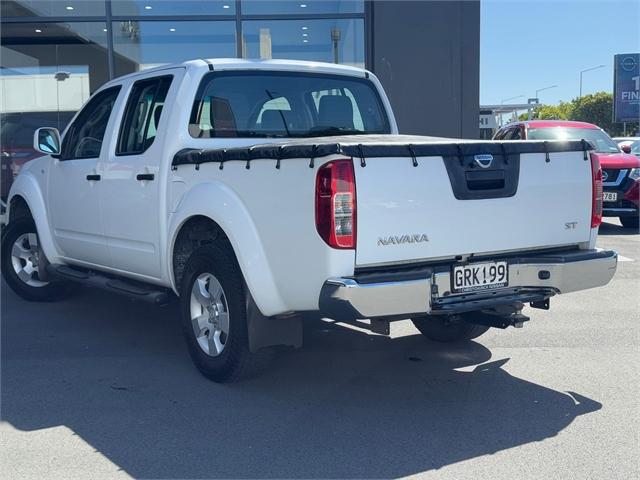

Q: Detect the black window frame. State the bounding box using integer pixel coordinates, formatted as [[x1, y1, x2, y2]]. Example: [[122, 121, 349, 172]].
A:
[[116, 74, 174, 156], [188, 70, 391, 139], [510, 126, 523, 140], [60, 85, 122, 161]]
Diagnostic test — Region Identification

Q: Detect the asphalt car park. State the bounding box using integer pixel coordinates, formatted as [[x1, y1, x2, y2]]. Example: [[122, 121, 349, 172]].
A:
[[1, 219, 638, 480]]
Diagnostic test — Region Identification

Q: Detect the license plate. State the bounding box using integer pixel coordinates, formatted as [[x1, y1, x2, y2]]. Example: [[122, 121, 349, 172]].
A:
[[452, 261, 508, 293], [603, 191, 617, 202]]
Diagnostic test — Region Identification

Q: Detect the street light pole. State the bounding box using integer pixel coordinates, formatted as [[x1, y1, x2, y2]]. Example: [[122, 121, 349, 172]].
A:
[[535, 84, 558, 100], [529, 85, 558, 120], [579, 65, 605, 98], [331, 28, 341, 64], [500, 95, 524, 126]]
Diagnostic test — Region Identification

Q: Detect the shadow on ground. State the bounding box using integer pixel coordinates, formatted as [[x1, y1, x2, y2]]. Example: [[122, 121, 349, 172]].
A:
[[1, 285, 601, 478], [598, 220, 638, 236]]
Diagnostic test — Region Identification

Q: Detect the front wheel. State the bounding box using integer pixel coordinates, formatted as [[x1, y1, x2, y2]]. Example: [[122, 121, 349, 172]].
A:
[[620, 216, 639, 230], [1, 218, 68, 302], [411, 314, 490, 343], [179, 243, 270, 382]]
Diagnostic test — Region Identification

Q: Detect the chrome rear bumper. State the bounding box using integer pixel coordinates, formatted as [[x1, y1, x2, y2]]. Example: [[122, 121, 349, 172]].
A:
[[319, 249, 617, 320]]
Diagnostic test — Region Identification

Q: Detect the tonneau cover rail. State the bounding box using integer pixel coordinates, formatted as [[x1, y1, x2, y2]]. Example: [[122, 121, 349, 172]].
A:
[[172, 134, 593, 167]]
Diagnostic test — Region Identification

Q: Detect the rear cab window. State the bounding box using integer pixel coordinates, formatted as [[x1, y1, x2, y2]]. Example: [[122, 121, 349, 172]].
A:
[[188, 71, 390, 138]]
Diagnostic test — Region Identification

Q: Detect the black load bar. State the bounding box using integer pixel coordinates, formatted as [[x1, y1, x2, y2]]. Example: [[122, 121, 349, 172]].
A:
[[172, 134, 594, 168]]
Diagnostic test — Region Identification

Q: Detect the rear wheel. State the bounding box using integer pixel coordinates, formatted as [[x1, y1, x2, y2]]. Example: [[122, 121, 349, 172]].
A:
[[411, 313, 490, 343], [1, 218, 68, 302], [620, 216, 639, 230], [179, 242, 270, 382]]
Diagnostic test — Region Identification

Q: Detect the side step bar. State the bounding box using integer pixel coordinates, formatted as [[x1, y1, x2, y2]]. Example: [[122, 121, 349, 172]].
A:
[[47, 264, 172, 306]]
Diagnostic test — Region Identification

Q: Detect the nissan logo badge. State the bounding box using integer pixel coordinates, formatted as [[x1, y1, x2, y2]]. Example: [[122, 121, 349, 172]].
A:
[[473, 154, 493, 168]]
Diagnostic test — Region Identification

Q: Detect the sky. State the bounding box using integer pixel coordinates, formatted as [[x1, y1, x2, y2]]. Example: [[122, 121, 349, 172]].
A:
[[480, 0, 640, 106]]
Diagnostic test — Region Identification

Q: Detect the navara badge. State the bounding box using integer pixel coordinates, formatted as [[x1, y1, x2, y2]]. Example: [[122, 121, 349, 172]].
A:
[[378, 234, 429, 246]]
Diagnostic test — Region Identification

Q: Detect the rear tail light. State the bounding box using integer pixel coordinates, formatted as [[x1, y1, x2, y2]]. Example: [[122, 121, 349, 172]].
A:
[[315, 159, 356, 249], [590, 153, 603, 228]]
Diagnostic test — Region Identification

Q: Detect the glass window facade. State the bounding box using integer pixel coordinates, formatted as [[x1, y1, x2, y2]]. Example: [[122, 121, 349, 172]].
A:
[[110, 0, 235, 17], [242, 19, 364, 67], [1, 1, 105, 17], [0, 0, 366, 199], [241, 0, 363, 15], [1, 21, 109, 113], [112, 21, 236, 76]]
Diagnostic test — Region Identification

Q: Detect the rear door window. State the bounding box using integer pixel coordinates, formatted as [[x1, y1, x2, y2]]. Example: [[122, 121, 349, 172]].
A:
[[117, 76, 172, 155]]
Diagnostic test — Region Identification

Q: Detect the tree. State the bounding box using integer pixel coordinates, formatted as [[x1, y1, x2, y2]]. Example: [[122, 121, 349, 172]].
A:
[[516, 92, 638, 135], [571, 92, 639, 136], [518, 101, 573, 121], [571, 92, 615, 132]]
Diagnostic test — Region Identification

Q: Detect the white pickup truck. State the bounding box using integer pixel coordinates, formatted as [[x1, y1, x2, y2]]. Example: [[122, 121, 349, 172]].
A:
[[2, 59, 617, 382]]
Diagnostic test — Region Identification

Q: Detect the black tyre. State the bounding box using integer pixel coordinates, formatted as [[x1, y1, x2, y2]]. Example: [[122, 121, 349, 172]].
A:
[[620, 216, 639, 230], [179, 242, 270, 382], [411, 313, 490, 343], [1, 218, 69, 302]]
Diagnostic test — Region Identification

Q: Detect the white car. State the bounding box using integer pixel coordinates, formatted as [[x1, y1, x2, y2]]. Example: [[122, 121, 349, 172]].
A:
[[2, 59, 618, 382]]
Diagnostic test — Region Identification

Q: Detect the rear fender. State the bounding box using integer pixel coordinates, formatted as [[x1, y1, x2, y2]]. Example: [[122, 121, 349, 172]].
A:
[[167, 181, 288, 316]]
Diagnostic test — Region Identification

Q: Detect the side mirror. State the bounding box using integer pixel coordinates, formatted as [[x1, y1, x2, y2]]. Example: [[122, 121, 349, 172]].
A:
[[34, 127, 61, 156], [621, 144, 631, 154]]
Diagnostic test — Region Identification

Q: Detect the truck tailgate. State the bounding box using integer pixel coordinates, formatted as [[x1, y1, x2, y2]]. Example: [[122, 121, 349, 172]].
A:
[[355, 149, 593, 266]]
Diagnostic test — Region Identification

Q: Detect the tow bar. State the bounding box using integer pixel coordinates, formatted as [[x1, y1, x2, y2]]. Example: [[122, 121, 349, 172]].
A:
[[462, 303, 531, 329]]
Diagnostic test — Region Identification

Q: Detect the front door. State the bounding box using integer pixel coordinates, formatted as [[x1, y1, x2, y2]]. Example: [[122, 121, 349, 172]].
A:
[[48, 85, 122, 266]]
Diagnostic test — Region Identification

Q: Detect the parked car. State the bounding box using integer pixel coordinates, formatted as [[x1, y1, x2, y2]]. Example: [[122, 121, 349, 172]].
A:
[[495, 120, 640, 229], [612, 137, 639, 153], [2, 60, 617, 382]]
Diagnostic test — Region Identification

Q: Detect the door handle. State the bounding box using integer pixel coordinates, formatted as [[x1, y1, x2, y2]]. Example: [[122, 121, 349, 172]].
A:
[[136, 173, 155, 181], [86, 174, 101, 181]]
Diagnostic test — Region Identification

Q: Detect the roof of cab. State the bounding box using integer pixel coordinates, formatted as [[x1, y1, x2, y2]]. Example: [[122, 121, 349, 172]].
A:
[[104, 58, 370, 87]]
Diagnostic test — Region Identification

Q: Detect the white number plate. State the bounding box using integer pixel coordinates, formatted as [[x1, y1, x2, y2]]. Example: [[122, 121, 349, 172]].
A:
[[452, 261, 508, 293], [603, 191, 617, 202]]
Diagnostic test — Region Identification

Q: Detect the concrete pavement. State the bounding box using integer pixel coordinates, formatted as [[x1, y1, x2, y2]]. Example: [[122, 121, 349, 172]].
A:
[[1, 219, 638, 479]]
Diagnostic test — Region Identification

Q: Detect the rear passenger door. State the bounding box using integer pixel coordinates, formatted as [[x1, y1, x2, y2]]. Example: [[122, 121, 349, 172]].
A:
[[99, 69, 182, 279]]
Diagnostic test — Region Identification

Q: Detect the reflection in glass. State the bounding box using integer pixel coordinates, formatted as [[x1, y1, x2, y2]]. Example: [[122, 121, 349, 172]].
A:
[[36, 127, 61, 154], [0, 21, 109, 199], [112, 21, 236, 76], [242, 19, 364, 67], [1, 0, 105, 17], [111, 0, 235, 16], [241, 0, 363, 15]]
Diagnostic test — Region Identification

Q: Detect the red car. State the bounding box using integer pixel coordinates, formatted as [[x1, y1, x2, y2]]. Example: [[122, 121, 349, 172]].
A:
[[1, 111, 75, 201], [494, 120, 640, 229]]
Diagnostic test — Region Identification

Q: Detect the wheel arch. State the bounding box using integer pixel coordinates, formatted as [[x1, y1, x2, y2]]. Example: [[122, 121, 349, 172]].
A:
[[167, 182, 288, 317], [6, 173, 61, 264]]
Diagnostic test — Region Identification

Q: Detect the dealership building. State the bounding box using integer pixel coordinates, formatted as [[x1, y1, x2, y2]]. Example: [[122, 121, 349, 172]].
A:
[[1, 0, 480, 147]]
